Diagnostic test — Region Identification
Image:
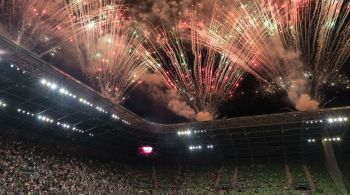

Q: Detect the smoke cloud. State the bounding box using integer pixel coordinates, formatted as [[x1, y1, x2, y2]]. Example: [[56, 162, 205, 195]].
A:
[[167, 92, 196, 119], [294, 94, 319, 111], [141, 72, 214, 121], [268, 47, 320, 112], [195, 111, 214, 121], [127, 0, 216, 33], [287, 79, 319, 111]]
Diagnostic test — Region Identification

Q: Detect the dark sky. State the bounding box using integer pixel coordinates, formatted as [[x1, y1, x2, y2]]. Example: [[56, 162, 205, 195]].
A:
[[122, 0, 350, 124], [123, 73, 350, 124], [43, 1, 350, 124], [43, 36, 350, 125]]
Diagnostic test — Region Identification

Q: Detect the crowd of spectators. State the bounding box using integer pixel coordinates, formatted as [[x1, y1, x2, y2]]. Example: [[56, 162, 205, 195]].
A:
[[0, 134, 137, 194], [308, 164, 343, 194], [0, 133, 345, 194], [179, 165, 217, 194], [232, 164, 290, 194]]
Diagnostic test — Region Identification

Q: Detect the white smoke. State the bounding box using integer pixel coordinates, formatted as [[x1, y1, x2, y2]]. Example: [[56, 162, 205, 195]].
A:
[[141, 72, 214, 121], [287, 79, 319, 111], [127, 0, 216, 32], [167, 91, 196, 119], [195, 111, 214, 121], [269, 47, 320, 112], [294, 94, 319, 111]]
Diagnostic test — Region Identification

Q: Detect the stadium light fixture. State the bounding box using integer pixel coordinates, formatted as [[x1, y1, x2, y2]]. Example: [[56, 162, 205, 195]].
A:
[[111, 114, 120, 120], [327, 117, 348, 124], [322, 137, 342, 143], [17, 108, 34, 116], [57, 120, 87, 134], [122, 119, 130, 125], [0, 100, 7, 107], [96, 106, 107, 113], [189, 144, 213, 151], [40, 79, 58, 90], [177, 129, 192, 136], [189, 145, 202, 151], [37, 115, 54, 123], [328, 118, 334, 123], [39, 78, 132, 126], [305, 119, 324, 124], [207, 144, 214, 149], [17, 107, 91, 136], [193, 130, 207, 134]]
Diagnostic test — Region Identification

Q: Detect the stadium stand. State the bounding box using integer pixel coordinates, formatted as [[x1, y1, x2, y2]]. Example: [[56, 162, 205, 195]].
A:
[[308, 164, 342, 194], [1, 131, 348, 194], [179, 164, 218, 193], [290, 163, 309, 188], [0, 134, 138, 194], [219, 164, 235, 189], [232, 164, 290, 194]]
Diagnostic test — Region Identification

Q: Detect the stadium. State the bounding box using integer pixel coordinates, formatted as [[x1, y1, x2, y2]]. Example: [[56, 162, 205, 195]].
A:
[[0, 0, 350, 194]]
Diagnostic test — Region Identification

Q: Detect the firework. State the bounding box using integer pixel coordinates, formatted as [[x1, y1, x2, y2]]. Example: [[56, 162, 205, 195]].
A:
[[197, 0, 350, 111], [71, 0, 149, 104], [0, 0, 80, 56], [143, 22, 245, 121]]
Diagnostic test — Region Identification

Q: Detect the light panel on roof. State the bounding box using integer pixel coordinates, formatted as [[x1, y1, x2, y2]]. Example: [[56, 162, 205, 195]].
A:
[[0, 100, 6, 107], [40, 78, 131, 126]]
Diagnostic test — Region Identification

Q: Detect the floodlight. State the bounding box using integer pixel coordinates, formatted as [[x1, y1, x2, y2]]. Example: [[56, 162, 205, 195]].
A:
[[41, 79, 47, 85], [50, 83, 57, 90]]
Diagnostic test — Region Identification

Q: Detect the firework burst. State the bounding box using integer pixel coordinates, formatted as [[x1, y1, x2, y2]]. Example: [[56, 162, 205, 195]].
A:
[[143, 20, 245, 121], [0, 0, 80, 56], [71, 0, 149, 104], [196, 0, 350, 111]]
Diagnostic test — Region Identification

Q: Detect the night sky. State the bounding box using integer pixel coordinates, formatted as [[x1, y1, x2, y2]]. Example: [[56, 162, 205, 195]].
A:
[[47, 49, 350, 124], [42, 1, 350, 124], [122, 73, 350, 124]]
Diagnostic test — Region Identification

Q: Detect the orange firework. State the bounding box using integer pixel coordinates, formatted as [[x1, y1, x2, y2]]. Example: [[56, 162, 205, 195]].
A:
[[196, 0, 350, 111], [0, 0, 81, 56], [71, 0, 149, 104], [143, 19, 245, 120]]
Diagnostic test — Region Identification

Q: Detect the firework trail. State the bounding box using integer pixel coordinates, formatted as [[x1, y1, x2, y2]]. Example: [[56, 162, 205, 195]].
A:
[[70, 0, 149, 104], [197, 0, 350, 111], [143, 20, 245, 121], [0, 0, 80, 56]]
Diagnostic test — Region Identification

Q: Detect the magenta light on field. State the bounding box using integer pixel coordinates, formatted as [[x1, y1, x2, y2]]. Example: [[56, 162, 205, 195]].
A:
[[138, 146, 153, 156]]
